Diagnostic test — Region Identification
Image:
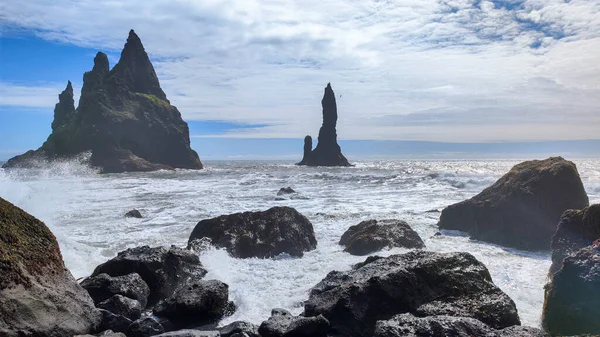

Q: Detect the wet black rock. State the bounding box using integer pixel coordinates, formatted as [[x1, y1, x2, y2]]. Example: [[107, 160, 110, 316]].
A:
[[97, 309, 132, 334], [277, 187, 296, 196], [373, 314, 548, 337], [304, 251, 520, 337], [155, 331, 219, 337], [297, 83, 350, 167], [542, 242, 600, 336], [81, 272, 150, 308], [125, 209, 143, 218], [220, 321, 260, 337], [339, 219, 425, 255], [2, 30, 202, 173], [97, 294, 142, 321], [188, 206, 317, 258], [91, 245, 207, 306], [258, 308, 329, 337], [127, 317, 165, 337], [437, 157, 589, 250], [153, 279, 231, 329], [549, 204, 600, 275]]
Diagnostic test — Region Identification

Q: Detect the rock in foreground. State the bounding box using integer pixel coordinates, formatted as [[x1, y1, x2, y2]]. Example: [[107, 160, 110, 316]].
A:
[[297, 83, 351, 167], [2, 30, 202, 173], [258, 308, 329, 337], [0, 197, 100, 336], [542, 242, 600, 336], [549, 204, 600, 275], [188, 206, 317, 258], [438, 157, 588, 250], [339, 219, 425, 255], [304, 251, 520, 337]]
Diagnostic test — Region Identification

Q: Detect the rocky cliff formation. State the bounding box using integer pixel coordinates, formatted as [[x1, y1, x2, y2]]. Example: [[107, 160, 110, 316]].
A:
[[2, 30, 202, 173], [297, 83, 351, 167]]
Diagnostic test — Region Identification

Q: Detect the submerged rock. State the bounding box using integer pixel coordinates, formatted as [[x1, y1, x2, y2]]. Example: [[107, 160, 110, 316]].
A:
[[297, 83, 351, 167], [125, 209, 143, 218], [153, 279, 231, 329], [304, 251, 520, 337], [542, 243, 600, 336], [81, 272, 150, 308], [0, 197, 101, 336], [2, 30, 202, 173], [339, 219, 425, 255], [90, 245, 207, 306], [549, 204, 600, 275], [277, 187, 296, 196], [188, 206, 317, 258], [258, 308, 329, 337], [437, 157, 589, 250]]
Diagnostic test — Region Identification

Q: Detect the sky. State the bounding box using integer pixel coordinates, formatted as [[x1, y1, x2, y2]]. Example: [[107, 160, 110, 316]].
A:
[[1, 0, 599, 160]]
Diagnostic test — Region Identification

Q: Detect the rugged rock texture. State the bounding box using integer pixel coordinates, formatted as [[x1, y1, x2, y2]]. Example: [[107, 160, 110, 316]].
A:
[[304, 251, 520, 337], [188, 206, 317, 258], [297, 83, 350, 167], [0, 197, 101, 336], [258, 308, 329, 337], [97, 294, 142, 320], [437, 157, 589, 250], [127, 317, 165, 337], [125, 209, 143, 218], [542, 243, 600, 336], [374, 314, 548, 337], [155, 330, 219, 337], [90, 245, 207, 305], [339, 219, 425, 255], [97, 309, 132, 334], [549, 204, 600, 275], [81, 272, 150, 308], [2, 30, 202, 173], [220, 321, 260, 337], [153, 279, 230, 329]]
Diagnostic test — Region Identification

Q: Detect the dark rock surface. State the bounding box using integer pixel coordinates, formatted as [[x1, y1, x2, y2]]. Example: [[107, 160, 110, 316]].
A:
[[297, 83, 350, 167], [81, 272, 150, 308], [2, 30, 202, 173], [277, 187, 296, 196], [155, 331, 219, 337], [549, 204, 600, 275], [373, 314, 548, 337], [220, 321, 260, 337], [97, 294, 142, 320], [339, 219, 425, 255], [91, 245, 207, 306], [125, 209, 143, 218], [127, 317, 165, 337], [97, 309, 132, 334], [304, 251, 520, 337], [153, 279, 230, 329], [437, 157, 589, 250], [542, 243, 600, 336], [0, 197, 101, 336], [258, 308, 329, 337], [188, 206, 317, 258]]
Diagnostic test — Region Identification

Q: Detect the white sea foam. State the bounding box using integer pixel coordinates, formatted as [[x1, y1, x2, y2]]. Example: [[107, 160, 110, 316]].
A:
[[1, 159, 599, 327]]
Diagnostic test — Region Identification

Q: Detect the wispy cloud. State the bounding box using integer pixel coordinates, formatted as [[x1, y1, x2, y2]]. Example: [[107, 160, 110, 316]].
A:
[[1, 0, 599, 142]]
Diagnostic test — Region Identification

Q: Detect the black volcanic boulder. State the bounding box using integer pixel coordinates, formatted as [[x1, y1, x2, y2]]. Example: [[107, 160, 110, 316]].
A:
[[277, 187, 296, 196], [153, 279, 231, 329], [2, 30, 202, 173], [339, 219, 425, 255], [97, 309, 132, 334], [125, 209, 143, 218], [374, 314, 548, 337], [97, 294, 142, 320], [0, 197, 101, 336], [304, 251, 520, 337], [542, 242, 600, 336], [188, 206, 317, 258], [81, 272, 150, 308], [127, 317, 165, 337], [549, 204, 600, 275], [90, 245, 207, 306], [437, 157, 588, 250], [220, 321, 260, 337], [258, 308, 329, 337], [297, 83, 350, 167]]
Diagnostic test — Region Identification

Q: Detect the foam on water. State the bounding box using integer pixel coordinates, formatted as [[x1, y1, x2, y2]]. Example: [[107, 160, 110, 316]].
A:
[[1, 159, 599, 327]]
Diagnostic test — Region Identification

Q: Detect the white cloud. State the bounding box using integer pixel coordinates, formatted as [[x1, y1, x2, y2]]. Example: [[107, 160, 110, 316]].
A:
[[1, 0, 599, 142]]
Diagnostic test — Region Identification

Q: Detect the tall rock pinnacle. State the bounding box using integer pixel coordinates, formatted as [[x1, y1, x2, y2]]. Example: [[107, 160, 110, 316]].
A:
[[297, 83, 351, 166], [51, 81, 75, 131]]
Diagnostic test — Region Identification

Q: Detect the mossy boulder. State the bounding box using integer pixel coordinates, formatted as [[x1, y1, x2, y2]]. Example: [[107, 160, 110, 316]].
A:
[[0, 197, 100, 336]]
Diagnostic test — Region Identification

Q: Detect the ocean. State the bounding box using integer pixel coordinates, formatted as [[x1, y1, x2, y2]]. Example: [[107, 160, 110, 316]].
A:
[[1, 159, 599, 328]]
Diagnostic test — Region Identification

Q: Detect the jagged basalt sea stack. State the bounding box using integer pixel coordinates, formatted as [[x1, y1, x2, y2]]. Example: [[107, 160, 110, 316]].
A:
[[297, 83, 350, 166], [2, 30, 202, 173]]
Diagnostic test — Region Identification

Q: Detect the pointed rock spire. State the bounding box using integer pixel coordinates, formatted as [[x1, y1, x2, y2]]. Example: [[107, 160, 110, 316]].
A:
[[51, 81, 76, 131], [81, 52, 109, 97], [109, 29, 167, 100], [297, 83, 350, 166]]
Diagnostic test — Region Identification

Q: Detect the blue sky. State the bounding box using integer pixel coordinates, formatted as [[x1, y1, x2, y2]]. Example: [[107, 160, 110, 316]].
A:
[[1, 0, 599, 160]]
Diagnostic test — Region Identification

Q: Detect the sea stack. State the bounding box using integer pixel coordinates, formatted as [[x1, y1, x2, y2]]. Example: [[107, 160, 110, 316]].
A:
[[2, 30, 202, 173], [297, 83, 351, 167]]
